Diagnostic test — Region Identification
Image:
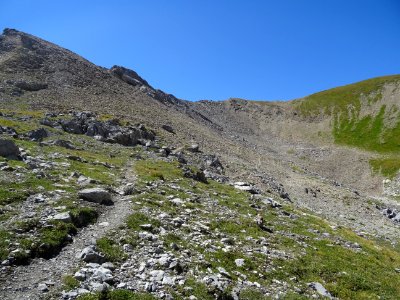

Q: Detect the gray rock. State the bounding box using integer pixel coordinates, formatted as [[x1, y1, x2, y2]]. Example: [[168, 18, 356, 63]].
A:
[[37, 283, 48, 292], [204, 155, 223, 172], [15, 81, 47, 91], [150, 270, 165, 282], [53, 139, 75, 149], [62, 291, 78, 299], [52, 212, 71, 223], [78, 188, 113, 205], [102, 262, 115, 271], [234, 182, 260, 194], [74, 270, 86, 281], [93, 266, 113, 283], [170, 198, 184, 206], [188, 144, 199, 152], [162, 275, 175, 285], [170, 243, 179, 251], [309, 282, 332, 298], [162, 125, 175, 134], [40, 118, 60, 128], [158, 255, 171, 267], [235, 259, 245, 267], [221, 237, 234, 245], [122, 184, 138, 195], [79, 246, 106, 264], [77, 289, 90, 295], [0, 126, 18, 137], [262, 198, 282, 208], [27, 128, 49, 141], [90, 282, 109, 292], [217, 267, 231, 278], [123, 244, 133, 252], [0, 139, 21, 160], [110, 65, 149, 86], [140, 224, 153, 230]]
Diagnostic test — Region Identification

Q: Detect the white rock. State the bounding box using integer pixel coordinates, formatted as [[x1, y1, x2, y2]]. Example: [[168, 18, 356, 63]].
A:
[[170, 198, 184, 206], [309, 282, 332, 298], [150, 270, 165, 281], [52, 212, 71, 223], [74, 271, 86, 281], [158, 255, 170, 267], [235, 259, 245, 267], [37, 283, 48, 292], [162, 275, 175, 285]]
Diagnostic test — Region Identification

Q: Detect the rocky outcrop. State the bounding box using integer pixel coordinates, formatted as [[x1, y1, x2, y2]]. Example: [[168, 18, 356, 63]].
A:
[[110, 66, 150, 87], [26, 128, 49, 141], [14, 81, 47, 91], [41, 112, 155, 147]]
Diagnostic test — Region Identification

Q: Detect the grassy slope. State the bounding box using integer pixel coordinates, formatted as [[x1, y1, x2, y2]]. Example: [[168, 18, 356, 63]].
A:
[[294, 75, 400, 177], [80, 159, 400, 300]]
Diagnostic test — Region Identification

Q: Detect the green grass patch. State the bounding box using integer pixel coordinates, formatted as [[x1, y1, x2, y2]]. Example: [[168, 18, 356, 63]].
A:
[[273, 225, 400, 299], [294, 75, 400, 153], [295, 75, 400, 117], [126, 212, 161, 231], [70, 207, 99, 227], [62, 275, 80, 291], [96, 237, 127, 262], [0, 116, 39, 133], [0, 173, 54, 205], [0, 230, 11, 260], [37, 221, 77, 258], [76, 290, 157, 300], [370, 158, 400, 178], [135, 160, 183, 182], [240, 288, 269, 300]]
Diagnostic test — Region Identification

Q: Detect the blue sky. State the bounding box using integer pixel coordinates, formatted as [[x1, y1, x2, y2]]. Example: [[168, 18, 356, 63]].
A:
[[0, 0, 399, 101]]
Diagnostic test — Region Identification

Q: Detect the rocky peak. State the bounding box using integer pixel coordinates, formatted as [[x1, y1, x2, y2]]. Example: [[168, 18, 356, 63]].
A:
[[110, 65, 150, 87]]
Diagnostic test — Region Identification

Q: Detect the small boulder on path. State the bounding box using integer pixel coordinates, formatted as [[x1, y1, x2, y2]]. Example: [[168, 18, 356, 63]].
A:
[[78, 188, 113, 205]]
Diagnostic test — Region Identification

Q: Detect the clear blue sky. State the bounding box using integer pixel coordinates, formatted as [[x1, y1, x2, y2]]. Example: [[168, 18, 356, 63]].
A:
[[1, 0, 399, 101]]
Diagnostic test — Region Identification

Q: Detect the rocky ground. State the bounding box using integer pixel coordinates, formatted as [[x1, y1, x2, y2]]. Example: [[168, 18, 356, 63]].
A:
[[0, 110, 400, 300]]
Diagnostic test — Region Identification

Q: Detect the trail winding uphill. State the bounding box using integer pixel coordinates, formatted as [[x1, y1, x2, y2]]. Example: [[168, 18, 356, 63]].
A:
[[0, 162, 137, 300]]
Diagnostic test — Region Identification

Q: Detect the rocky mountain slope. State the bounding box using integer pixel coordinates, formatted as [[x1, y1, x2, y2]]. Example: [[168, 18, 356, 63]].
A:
[[1, 28, 400, 300]]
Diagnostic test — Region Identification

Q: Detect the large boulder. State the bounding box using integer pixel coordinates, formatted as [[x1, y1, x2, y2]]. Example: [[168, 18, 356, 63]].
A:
[[52, 212, 72, 223], [79, 245, 106, 264], [78, 188, 113, 205], [0, 139, 21, 160], [61, 119, 84, 134]]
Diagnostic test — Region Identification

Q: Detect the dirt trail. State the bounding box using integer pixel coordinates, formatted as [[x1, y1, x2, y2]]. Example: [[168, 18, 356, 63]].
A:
[[0, 163, 137, 300]]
